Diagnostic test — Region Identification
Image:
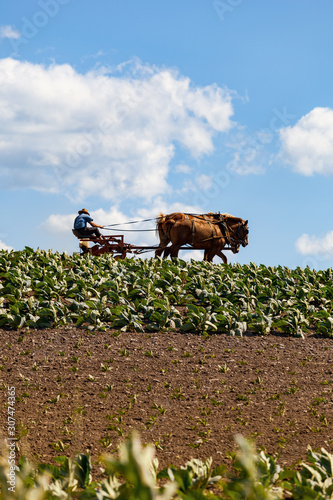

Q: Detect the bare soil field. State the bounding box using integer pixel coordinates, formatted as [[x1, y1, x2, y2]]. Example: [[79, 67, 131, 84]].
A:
[[1, 327, 333, 473]]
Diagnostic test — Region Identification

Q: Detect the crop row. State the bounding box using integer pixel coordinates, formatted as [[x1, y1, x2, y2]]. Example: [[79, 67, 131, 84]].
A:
[[1, 248, 333, 337]]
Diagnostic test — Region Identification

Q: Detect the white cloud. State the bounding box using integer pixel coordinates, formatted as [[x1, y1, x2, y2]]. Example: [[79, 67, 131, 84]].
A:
[[174, 164, 192, 174], [0, 25, 21, 39], [295, 231, 333, 256], [280, 107, 333, 175], [40, 213, 75, 235], [0, 58, 235, 201], [181, 250, 204, 262], [0, 240, 14, 251]]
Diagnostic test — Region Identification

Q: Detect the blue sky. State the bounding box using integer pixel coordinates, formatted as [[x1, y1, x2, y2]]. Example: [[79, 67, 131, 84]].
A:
[[1, 0, 333, 268]]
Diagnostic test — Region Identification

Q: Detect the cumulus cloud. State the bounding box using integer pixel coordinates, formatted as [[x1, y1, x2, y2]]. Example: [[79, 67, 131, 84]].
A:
[[295, 231, 333, 256], [280, 107, 333, 175], [0, 25, 20, 39], [0, 240, 14, 251], [0, 58, 235, 201], [181, 249, 204, 262]]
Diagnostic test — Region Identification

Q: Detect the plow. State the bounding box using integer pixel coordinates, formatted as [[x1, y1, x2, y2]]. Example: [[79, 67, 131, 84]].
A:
[[72, 232, 161, 259]]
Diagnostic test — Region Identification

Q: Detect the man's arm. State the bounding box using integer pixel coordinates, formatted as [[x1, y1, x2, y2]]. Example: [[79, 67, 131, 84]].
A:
[[90, 221, 104, 229]]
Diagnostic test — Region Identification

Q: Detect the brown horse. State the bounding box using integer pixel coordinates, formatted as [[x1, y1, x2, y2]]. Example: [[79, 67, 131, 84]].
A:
[[155, 212, 248, 263], [155, 213, 223, 257], [155, 213, 219, 257]]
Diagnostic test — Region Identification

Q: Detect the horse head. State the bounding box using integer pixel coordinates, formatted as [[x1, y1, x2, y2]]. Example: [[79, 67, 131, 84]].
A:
[[223, 216, 249, 251], [237, 219, 249, 247]]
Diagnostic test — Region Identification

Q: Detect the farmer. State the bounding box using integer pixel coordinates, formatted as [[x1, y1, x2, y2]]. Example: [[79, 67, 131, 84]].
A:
[[73, 209, 104, 239]]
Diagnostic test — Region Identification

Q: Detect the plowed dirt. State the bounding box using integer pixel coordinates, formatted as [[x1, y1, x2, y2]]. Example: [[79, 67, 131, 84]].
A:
[[1, 327, 333, 473]]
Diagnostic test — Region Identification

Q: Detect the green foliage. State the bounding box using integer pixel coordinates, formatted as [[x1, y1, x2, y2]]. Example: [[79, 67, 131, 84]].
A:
[[283, 446, 333, 499], [102, 432, 177, 499], [1, 434, 333, 499], [225, 435, 284, 499], [1, 249, 333, 336], [160, 456, 224, 497]]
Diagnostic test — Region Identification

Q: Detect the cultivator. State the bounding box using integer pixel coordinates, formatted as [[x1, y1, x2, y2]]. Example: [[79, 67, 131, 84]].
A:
[[72, 232, 160, 259], [72, 232, 233, 259]]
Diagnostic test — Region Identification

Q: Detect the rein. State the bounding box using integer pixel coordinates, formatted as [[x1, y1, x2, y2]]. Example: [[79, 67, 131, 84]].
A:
[[229, 222, 248, 247]]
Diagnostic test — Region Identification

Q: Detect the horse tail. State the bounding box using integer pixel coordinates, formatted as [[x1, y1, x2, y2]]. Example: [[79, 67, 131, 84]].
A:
[[156, 213, 165, 235], [156, 213, 176, 240], [156, 213, 169, 239]]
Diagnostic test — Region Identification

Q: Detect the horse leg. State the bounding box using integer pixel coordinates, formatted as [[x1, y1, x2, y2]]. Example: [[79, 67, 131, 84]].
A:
[[204, 248, 214, 262], [169, 245, 181, 258], [204, 246, 228, 263], [155, 243, 169, 258], [155, 231, 170, 257], [216, 249, 228, 264], [167, 222, 192, 260], [163, 246, 171, 258]]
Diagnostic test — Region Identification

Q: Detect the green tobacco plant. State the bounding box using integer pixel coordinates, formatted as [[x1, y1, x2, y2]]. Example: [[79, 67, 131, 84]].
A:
[[224, 435, 284, 499], [315, 313, 333, 338], [2, 249, 333, 337], [284, 446, 333, 499], [1, 428, 333, 499], [103, 432, 177, 500], [249, 313, 273, 336], [160, 457, 224, 496], [180, 304, 218, 333], [273, 309, 308, 338]]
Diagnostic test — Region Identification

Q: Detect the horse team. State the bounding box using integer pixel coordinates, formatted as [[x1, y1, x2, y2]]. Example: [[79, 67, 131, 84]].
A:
[[155, 212, 249, 263]]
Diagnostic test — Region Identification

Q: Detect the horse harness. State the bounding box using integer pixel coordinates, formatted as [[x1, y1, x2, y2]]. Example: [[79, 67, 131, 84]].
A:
[[193, 214, 248, 248], [184, 214, 197, 245], [185, 213, 230, 246]]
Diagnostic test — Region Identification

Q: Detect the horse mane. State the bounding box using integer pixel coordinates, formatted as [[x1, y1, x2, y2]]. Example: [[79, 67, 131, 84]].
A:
[[222, 213, 244, 223]]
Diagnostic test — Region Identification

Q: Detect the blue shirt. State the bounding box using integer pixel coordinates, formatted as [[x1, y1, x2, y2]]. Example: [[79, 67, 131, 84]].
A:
[[74, 214, 93, 230]]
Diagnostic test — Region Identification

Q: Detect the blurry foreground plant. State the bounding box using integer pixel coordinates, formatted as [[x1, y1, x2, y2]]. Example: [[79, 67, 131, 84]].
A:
[[1, 434, 333, 499]]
